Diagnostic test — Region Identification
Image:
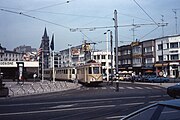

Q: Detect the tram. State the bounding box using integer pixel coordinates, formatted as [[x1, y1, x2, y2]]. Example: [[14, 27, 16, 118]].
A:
[[43, 60, 103, 85], [76, 60, 103, 85]]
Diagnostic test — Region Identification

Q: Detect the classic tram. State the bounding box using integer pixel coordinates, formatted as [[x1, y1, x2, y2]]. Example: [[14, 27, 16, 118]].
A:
[[76, 60, 103, 84], [56, 67, 76, 81], [44, 67, 76, 81], [43, 60, 103, 85]]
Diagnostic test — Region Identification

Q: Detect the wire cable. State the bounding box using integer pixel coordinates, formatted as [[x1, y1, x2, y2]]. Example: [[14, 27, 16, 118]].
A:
[[139, 26, 159, 40], [0, 8, 71, 29], [133, 0, 159, 27], [25, 0, 75, 13]]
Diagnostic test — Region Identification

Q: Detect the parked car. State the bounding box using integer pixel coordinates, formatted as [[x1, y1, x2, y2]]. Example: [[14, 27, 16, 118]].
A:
[[121, 99, 180, 120], [167, 83, 180, 98], [146, 76, 169, 83]]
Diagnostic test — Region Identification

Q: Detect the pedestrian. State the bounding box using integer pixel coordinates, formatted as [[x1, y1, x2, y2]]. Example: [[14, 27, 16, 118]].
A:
[[131, 72, 135, 83], [33, 73, 37, 82]]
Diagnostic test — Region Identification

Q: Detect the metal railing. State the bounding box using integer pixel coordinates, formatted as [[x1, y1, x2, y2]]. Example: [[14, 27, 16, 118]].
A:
[[5, 80, 79, 97]]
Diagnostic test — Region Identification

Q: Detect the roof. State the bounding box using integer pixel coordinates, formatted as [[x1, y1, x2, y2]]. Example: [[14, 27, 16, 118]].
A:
[[159, 99, 180, 108]]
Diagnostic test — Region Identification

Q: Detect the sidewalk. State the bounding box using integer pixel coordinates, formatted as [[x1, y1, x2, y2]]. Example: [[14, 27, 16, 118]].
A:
[[119, 81, 178, 88], [3, 80, 81, 97]]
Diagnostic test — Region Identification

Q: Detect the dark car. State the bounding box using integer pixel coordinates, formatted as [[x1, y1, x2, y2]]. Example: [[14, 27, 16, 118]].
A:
[[147, 76, 169, 83], [121, 99, 180, 120], [167, 83, 180, 98]]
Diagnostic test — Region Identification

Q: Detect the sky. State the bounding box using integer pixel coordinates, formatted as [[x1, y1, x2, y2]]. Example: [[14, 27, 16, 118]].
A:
[[0, 0, 180, 51]]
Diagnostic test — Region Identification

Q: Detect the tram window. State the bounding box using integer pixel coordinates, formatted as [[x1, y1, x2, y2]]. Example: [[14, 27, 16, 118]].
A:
[[93, 67, 99, 74], [72, 69, 75, 74], [89, 67, 92, 74]]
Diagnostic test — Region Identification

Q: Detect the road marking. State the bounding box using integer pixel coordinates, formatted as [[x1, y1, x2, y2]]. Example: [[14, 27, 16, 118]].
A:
[[0, 96, 145, 107], [145, 87, 152, 89], [119, 87, 124, 89], [110, 87, 115, 89], [0, 105, 116, 116], [126, 87, 134, 89], [135, 87, 143, 89], [102, 87, 106, 89], [153, 86, 161, 89], [149, 95, 162, 98], [119, 102, 144, 107], [49, 104, 75, 109]]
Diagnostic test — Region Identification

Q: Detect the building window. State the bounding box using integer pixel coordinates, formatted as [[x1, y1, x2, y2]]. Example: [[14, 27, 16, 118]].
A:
[[145, 58, 153, 64], [166, 43, 169, 49], [102, 62, 106, 66], [145, 47, 152, 53], [133, 58, 141, 64], [102, 55, 105, 59], [158, 44, 163, 50], [158, 55, 163, 61], [108, 55, 111, 59], [170, 42, 178, 48], [132, 46, 141, 54], [171, 54, 179, 60], [94, 56, 96, 60], [97, 55, 100, 60]]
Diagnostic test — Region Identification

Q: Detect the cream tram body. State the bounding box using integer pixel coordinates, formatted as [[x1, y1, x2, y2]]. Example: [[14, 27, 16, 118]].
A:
[[55, 67, 76, 81], [76, 62, 103, 84]]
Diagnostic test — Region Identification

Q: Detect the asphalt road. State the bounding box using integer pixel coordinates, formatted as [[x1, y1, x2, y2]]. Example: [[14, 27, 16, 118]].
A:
[[0, 82, 172, 120]]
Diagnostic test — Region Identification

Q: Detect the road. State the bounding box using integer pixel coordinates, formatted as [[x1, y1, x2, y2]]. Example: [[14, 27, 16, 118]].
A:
[[0, 82, 172, 120]]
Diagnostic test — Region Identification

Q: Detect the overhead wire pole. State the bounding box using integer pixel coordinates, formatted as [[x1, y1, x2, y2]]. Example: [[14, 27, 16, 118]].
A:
[[172, 9, 178, 34], [114, 10, 119, 75]]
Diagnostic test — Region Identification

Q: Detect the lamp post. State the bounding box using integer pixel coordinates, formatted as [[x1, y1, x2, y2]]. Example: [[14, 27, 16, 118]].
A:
[[68, 44, 72, 67], [104, 30, 110, 82]]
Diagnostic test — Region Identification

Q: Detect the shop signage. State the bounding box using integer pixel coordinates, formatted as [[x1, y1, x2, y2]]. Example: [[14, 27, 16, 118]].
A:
[[0, 61, 14, 66]]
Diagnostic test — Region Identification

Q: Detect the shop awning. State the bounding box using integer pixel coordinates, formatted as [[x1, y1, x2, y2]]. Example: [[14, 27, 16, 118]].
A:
[[154, 63, 168, 67]]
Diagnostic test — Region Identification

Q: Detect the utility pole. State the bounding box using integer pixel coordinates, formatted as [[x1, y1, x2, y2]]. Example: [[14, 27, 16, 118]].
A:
[[114, 10, 119, 74], [84, 40, 87, 62], [110, 31, 113, 83], [161, 15, 165, 37], [172, 9, 178, 34], [104, 30, 110, 82]]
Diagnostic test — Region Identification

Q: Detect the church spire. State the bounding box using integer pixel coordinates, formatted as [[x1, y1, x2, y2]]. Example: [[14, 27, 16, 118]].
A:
[[43, 27, 48, 38]]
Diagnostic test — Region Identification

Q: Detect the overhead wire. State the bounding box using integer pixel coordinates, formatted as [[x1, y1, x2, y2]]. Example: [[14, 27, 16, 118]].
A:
[[0, 8, 71, 29], [133, 0, 159, 27], [25, 0, 75, 13]]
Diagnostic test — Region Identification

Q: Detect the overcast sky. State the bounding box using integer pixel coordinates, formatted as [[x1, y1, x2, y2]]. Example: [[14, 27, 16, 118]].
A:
[[0, 0, 180, 51]]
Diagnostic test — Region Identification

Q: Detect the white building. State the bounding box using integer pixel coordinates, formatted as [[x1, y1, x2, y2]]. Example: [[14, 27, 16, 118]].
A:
[[92, 51, 115, 75], [0, 44, 39, 79], [155, 35, 180, 78]]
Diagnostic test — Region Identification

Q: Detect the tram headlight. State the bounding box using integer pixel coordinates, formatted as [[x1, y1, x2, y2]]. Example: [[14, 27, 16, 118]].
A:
[[90, 78, 96, 81]]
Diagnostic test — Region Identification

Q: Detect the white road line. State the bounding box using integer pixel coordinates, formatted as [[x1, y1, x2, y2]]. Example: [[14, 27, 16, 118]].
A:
[[0, 96, 145, 107], [119, 87, 124, 89], [119, 102, 144, 107], [126, 87, 134, 89], [145, 87, 152, 89], [135, 87, 143, 89], [0, 105, 116, 116], [110, 87, 115, 89], [153, 86, 161, 89], [102, 87, 106, 90], [149, 95, 162, 98]]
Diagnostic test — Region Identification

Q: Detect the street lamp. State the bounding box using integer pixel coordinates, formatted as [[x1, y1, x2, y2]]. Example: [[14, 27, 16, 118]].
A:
[[104, 30, 110, 82], [68, 44, 72, 67]]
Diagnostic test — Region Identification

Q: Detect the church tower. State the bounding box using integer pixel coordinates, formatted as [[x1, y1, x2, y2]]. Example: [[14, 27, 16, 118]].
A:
[[40, 27, 50, 69]]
